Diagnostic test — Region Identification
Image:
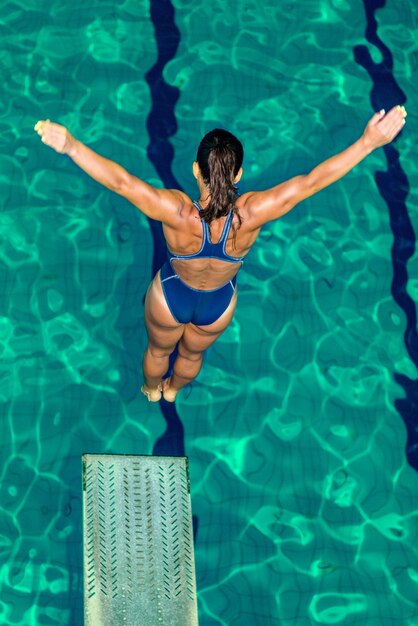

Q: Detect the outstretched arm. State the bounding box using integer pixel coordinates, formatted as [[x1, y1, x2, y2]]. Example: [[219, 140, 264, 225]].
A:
[[34, 120, 184, 223], [245, 105, 407, 227]]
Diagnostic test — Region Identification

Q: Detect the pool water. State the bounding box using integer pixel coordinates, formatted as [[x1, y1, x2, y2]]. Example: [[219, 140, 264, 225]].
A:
[[1, 0, 418, 624]]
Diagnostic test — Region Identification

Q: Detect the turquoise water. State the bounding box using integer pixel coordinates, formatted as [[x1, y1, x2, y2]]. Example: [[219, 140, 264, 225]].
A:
[[1, 0, 418, 624]]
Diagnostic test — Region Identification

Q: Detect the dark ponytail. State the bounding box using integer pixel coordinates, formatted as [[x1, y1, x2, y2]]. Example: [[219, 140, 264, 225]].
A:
[[196, 129, 244, 246]]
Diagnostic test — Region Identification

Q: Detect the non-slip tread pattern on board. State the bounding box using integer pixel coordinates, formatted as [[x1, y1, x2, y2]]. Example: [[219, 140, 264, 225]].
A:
[[82, 454, 198, 626]]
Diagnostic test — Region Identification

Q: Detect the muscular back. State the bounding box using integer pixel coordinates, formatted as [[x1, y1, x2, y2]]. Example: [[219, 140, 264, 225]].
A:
[[161, 193, 262, 290]]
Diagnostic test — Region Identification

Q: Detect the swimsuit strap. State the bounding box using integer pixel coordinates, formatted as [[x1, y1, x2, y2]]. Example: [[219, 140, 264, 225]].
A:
[[193, 201, 234, 246], [193, 201, 208, 246], [218, 209, 234, 245], [167, 201, 244, 263]]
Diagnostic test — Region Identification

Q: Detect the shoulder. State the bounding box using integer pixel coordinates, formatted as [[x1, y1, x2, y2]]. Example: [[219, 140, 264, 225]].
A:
[[160, 191, 200, 229], [236, 176, 309, 228], [166, 190, 197, 220], [235, 192, 264, 230], [168, 189, 193, 211], [121, 178, 193, 224]]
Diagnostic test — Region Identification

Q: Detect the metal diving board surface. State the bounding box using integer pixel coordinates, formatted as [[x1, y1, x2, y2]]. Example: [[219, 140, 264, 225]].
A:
[[82, 454, 199, 626]]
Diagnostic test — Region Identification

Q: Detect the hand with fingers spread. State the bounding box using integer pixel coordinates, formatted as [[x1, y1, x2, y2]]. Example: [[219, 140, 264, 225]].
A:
[[34, 120, 76, 156], [33, 119, 131, 193], [362, 105, 407, 151]]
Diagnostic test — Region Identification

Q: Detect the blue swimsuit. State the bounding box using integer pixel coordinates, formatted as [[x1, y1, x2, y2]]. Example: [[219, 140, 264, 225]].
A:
[[160, 201, 244, 326]]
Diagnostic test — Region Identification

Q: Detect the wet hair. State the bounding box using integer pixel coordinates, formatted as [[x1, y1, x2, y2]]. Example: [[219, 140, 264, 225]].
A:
[[196, 129, 244, 245]]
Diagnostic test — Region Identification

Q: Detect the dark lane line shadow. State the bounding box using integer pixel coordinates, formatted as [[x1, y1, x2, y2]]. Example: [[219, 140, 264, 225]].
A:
[[145, 0, 199, 538], [354, 0, 417, 470]]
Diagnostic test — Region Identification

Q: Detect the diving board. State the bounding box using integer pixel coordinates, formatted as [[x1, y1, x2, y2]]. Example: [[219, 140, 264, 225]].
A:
[[82, 454, 198, 625]]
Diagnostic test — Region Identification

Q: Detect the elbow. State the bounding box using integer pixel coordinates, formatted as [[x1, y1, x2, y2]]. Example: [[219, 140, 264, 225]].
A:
[[289, 174, 317, 206], [114, 172, 132, 195], [304, 173, 319, 196]]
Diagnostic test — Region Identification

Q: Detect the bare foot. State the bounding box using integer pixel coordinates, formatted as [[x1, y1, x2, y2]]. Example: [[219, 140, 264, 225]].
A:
[[162, 378, 178, 403], [141, 383, 162, 402]]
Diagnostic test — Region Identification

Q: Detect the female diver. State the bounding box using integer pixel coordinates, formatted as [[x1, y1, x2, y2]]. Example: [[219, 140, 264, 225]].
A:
[[35, 105, 406, 402]]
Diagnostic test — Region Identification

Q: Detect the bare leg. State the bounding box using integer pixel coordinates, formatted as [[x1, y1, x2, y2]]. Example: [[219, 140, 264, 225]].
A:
[[142, 273, 185, 402], [163, 291, 237, 402]]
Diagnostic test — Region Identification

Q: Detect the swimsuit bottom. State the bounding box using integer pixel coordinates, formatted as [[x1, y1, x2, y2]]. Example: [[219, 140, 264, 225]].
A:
[[160, 261, 237, 326]]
